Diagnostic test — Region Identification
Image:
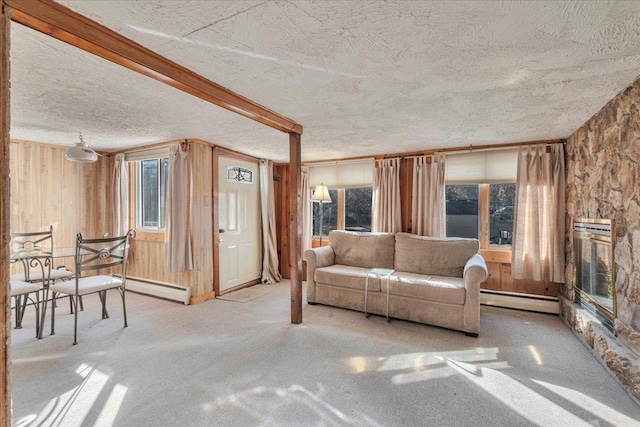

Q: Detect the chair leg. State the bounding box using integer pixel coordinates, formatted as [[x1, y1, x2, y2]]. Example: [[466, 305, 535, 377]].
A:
[[34, 292, 41, 339], [73, 294, 79, 345], [69, 295, 84, 314], [13, 296, 22, 329], [120, 288, 128, 328], [99, 291, 110, 319], [50, 291, 56, 336], [41, 287, 50, 338]]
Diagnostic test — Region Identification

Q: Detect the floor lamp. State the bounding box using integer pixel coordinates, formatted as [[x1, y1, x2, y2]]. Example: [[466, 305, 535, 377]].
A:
[[312, 184, 332, 246]]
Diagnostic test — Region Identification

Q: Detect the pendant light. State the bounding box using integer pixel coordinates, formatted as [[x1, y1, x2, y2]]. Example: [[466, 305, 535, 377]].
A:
[[65, 132, 98, 163]]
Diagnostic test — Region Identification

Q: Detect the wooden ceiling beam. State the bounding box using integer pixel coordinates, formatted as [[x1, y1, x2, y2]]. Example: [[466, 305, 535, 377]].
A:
[[5, 0, 303, 135]]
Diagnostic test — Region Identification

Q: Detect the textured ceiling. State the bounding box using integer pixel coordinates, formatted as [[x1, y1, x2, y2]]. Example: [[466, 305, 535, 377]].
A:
[[10, 1, 640, 162]]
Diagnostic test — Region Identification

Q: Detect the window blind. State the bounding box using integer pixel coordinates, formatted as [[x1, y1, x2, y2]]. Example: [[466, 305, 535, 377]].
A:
[[445, 148, 518, 183], [308, 159, 374, 188]]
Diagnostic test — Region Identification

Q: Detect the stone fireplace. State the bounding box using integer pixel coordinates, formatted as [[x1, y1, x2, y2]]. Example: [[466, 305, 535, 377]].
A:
[[564, 76, 640, 405], [573, 218, 615, 330]]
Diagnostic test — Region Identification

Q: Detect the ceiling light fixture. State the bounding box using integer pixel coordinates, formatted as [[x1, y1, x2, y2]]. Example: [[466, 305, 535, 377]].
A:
[[65, 132, 98, 163]]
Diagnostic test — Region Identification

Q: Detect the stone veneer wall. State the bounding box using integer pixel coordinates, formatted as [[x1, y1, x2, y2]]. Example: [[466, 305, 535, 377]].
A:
[[564, 75, 640, 402]]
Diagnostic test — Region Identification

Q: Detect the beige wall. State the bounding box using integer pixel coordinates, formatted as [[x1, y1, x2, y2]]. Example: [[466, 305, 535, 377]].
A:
[[10, 139, 215, 299], [565, 74, 640, 352]]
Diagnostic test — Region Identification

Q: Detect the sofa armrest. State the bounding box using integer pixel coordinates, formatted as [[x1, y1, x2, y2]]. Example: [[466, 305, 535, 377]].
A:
[[463, 254, 488, 292], [303, 246, 335, 303], [462, 254, 488, 335]]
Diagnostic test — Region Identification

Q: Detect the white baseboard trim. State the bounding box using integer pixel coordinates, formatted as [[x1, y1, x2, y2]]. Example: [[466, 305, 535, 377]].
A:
[[481, 291, 559, 314], [126, 277, 191, 305]]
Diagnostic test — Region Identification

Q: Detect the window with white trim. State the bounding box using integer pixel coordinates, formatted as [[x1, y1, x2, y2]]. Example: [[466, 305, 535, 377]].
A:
[[445, 183, 515, 247], [444, 149, 518, 248], [136, 157, 168, 230], [308, 160, 374, 240], [312, 187, 373, 238]]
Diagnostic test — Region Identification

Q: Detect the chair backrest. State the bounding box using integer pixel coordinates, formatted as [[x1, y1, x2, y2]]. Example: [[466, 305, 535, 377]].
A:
[[10, 225, 54, 281], [75, 230, 135, 280]]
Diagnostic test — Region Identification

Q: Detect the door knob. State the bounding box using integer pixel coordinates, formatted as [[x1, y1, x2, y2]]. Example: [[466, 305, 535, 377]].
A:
[[219, 228, 225, 233]]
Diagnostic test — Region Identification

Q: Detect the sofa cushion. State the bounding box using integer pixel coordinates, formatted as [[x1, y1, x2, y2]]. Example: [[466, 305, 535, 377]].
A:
[[315, 265, 383, 292], [394, 233, 479, 278], [329, 230, 395, 269], [384, 272, 465, 305]]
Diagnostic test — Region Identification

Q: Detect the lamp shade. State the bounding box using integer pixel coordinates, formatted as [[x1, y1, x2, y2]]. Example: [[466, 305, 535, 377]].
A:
[[312, 184, 332, 203], [65, 133, 98, 163]]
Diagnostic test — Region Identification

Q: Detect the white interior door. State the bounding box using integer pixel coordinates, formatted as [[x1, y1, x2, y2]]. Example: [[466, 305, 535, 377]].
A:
[[218, 156, 261, 293]]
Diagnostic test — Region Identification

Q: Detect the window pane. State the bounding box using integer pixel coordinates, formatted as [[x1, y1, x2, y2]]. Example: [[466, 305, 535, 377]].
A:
[[140, 159, 159, 228], [489, 183, 516, 246], [137, 158, 169, 230], [312, 189, 338, 237], [445, 185, 479, 238], [345, 187, 372, 232]]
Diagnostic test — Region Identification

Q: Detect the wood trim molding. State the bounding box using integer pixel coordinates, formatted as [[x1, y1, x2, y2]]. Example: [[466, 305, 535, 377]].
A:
[[303, 138, 565, 164], [6, 0, 303, 135], [479, 184, 489, 248], [212, 149, 221, 297], [1, 6, 9, 425], [189, 290, 216, 305], [479, 249, 512, 264], [213, 146, 260, 164], [289, 133, 302, 324]]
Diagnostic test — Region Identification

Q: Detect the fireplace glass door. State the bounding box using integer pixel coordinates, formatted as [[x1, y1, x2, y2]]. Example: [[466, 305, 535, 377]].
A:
[[573, 218, 615, 329]]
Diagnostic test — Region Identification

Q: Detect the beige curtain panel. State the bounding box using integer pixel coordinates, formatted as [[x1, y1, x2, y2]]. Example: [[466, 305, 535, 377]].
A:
[[259, 159, 282, 284], [411, 154, 446, 237], [165, 144, 194, 273], [373, 158, 402, 233], [112, 153, 129, 237], [511, 144, 565, 283]]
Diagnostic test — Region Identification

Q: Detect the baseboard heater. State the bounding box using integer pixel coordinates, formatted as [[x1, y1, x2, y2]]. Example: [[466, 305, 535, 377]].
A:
[[481, 290, 559, 314], [126, 277, 191, 305]]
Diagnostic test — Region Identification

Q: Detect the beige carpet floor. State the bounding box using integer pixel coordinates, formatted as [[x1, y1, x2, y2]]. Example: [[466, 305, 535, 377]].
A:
[[10, 281, 640, 427], [217, 285, 273, 303]]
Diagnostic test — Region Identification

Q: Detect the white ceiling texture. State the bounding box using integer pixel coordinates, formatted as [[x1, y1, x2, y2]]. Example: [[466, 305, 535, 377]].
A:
[[10, 1, 640, 162]]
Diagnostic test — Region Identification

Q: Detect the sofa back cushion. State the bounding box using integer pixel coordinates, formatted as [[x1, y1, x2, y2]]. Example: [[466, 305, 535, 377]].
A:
[[394, 232, 479, 277], [329, 230, 395, 269]]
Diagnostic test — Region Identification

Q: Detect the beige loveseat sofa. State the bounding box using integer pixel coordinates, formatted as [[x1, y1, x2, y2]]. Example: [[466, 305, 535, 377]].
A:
[[304, 231, 488, 336]]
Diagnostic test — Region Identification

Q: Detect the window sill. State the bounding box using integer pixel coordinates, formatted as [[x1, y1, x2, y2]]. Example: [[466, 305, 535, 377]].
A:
[[479, 248, 512, 264], [134, 229, 166, 243]]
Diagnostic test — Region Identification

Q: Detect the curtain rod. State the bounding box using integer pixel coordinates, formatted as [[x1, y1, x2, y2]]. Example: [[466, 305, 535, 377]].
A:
[[385, 139, 565, 161], [302, 138, 564, 164], [303, 157, 375, 167]]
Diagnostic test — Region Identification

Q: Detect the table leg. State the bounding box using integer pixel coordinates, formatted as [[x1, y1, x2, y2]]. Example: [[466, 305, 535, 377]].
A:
[[365, 274, 370, 318], [386, 273, 391, 322]]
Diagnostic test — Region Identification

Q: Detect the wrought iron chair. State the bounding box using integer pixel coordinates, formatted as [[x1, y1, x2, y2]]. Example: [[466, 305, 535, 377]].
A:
[[10, 226, 73, 285], [10, 226, 73, 338], [50, 230, 135, 345], [10, 280, 41, 337]]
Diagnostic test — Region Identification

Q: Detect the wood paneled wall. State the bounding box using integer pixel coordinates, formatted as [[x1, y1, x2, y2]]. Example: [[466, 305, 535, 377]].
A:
[[274, 164, 291, 279], [10, 139, 214, 300], [9, 140, 110, 273], [114, 141, 214, 299]]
